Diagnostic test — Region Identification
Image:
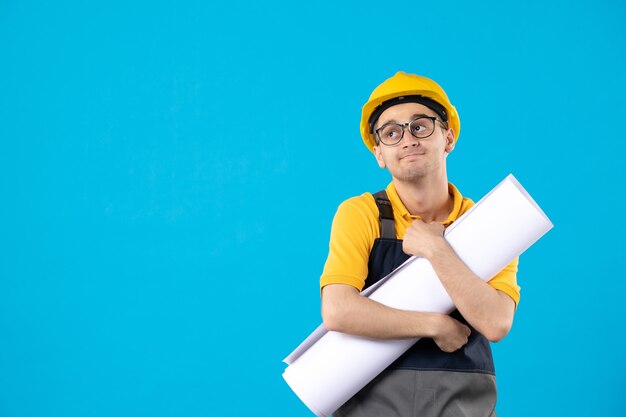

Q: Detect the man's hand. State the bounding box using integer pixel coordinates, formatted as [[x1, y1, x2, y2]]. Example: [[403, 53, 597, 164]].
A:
[[402, 219, 447, 259], [432, 315, 471, 352]]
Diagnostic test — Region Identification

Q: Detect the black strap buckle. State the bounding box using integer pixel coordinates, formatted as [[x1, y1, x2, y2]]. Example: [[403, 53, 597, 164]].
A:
[[372, 190, 396, 239]]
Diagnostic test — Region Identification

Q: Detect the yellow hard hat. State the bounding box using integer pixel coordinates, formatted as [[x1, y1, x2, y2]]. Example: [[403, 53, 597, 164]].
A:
[[360, 71, 461, 153]]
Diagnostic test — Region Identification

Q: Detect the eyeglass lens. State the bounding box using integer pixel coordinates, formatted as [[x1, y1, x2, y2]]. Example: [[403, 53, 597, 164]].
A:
[[378, 117, 435, 145]]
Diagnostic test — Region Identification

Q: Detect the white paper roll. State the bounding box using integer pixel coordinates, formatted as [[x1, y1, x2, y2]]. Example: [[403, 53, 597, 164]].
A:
[[282, 174, 553, 417]]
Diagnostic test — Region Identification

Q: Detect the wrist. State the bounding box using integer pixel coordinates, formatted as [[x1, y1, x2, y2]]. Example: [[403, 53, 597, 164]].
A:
[[421, 313, 445, 338], [425, 237, 450, 261]]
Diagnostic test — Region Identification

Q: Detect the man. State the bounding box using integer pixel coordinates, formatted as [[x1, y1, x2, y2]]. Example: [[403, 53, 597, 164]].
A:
[[320, 71, 520, 417]]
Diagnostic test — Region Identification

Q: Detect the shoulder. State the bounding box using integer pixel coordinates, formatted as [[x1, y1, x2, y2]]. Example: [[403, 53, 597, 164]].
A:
[[335, 192, 379, 221], [322, 193, 380, 291], [331, 192, 380, 239]]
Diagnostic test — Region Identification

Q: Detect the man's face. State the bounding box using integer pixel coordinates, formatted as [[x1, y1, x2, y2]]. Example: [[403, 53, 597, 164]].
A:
[[372, 102, 455, 182]]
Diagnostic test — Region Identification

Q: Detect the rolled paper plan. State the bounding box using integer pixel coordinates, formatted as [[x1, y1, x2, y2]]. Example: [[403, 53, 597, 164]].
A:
[[282, 174, 554, 417]]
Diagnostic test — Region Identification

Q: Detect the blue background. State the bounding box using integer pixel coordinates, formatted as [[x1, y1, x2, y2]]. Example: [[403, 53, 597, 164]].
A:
[[1, 0, 625, 416]]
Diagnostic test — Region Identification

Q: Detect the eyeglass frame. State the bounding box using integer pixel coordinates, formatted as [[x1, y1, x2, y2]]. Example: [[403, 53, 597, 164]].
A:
[[374, 115, 442, 146]]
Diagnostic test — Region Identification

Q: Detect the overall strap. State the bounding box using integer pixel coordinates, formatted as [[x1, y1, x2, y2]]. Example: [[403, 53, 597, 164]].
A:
[[372, 190, 396, 239]]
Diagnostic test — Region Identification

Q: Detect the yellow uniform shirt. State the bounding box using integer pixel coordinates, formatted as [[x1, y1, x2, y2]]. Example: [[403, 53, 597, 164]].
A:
[[320, 181, 521, 307]]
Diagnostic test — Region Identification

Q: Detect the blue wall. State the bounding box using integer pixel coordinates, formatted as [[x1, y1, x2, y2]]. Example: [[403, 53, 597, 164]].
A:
[[1, 1, 625, 415]]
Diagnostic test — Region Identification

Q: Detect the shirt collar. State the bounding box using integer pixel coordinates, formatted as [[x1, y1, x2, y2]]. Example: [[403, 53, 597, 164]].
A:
[[385, 181, 464, 226]]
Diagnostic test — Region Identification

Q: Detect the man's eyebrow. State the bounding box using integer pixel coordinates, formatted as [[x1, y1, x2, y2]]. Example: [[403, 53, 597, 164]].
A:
[[410, 113, 434, 119], [378, 113, 432, 126]]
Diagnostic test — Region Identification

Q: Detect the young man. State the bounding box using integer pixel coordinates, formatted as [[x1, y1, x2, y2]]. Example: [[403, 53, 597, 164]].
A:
[[320, 71, 520, 417]]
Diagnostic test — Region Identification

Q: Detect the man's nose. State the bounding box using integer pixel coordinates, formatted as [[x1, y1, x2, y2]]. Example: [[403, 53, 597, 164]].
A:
[[401, 127, 420, 148]]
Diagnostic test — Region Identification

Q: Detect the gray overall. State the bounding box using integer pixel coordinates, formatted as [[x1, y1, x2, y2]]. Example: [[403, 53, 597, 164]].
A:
[[333, 191, 498, 417]]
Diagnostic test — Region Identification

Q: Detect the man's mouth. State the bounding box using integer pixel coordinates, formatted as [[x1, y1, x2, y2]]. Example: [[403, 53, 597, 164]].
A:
[[400, 152, 425, 160]]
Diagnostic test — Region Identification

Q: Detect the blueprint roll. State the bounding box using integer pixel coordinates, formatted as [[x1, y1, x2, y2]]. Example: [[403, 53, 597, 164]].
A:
[[282, 174, 554, 417]]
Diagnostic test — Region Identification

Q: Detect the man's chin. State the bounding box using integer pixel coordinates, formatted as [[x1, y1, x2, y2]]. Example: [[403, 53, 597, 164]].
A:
[[391, 169, 428, 182]]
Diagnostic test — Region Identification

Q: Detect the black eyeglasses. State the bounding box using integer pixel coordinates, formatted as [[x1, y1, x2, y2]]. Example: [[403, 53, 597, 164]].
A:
[[375, 116, 438, 146]]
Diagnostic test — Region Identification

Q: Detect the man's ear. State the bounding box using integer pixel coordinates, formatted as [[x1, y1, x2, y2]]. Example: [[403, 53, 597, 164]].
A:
[[373, 145, 386, 168], [444, 128, 456, 154]]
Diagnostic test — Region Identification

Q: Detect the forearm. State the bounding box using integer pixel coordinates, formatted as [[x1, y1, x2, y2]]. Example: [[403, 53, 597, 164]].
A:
[[426, 241, 515, 341], [321, 284, 442, 339]]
